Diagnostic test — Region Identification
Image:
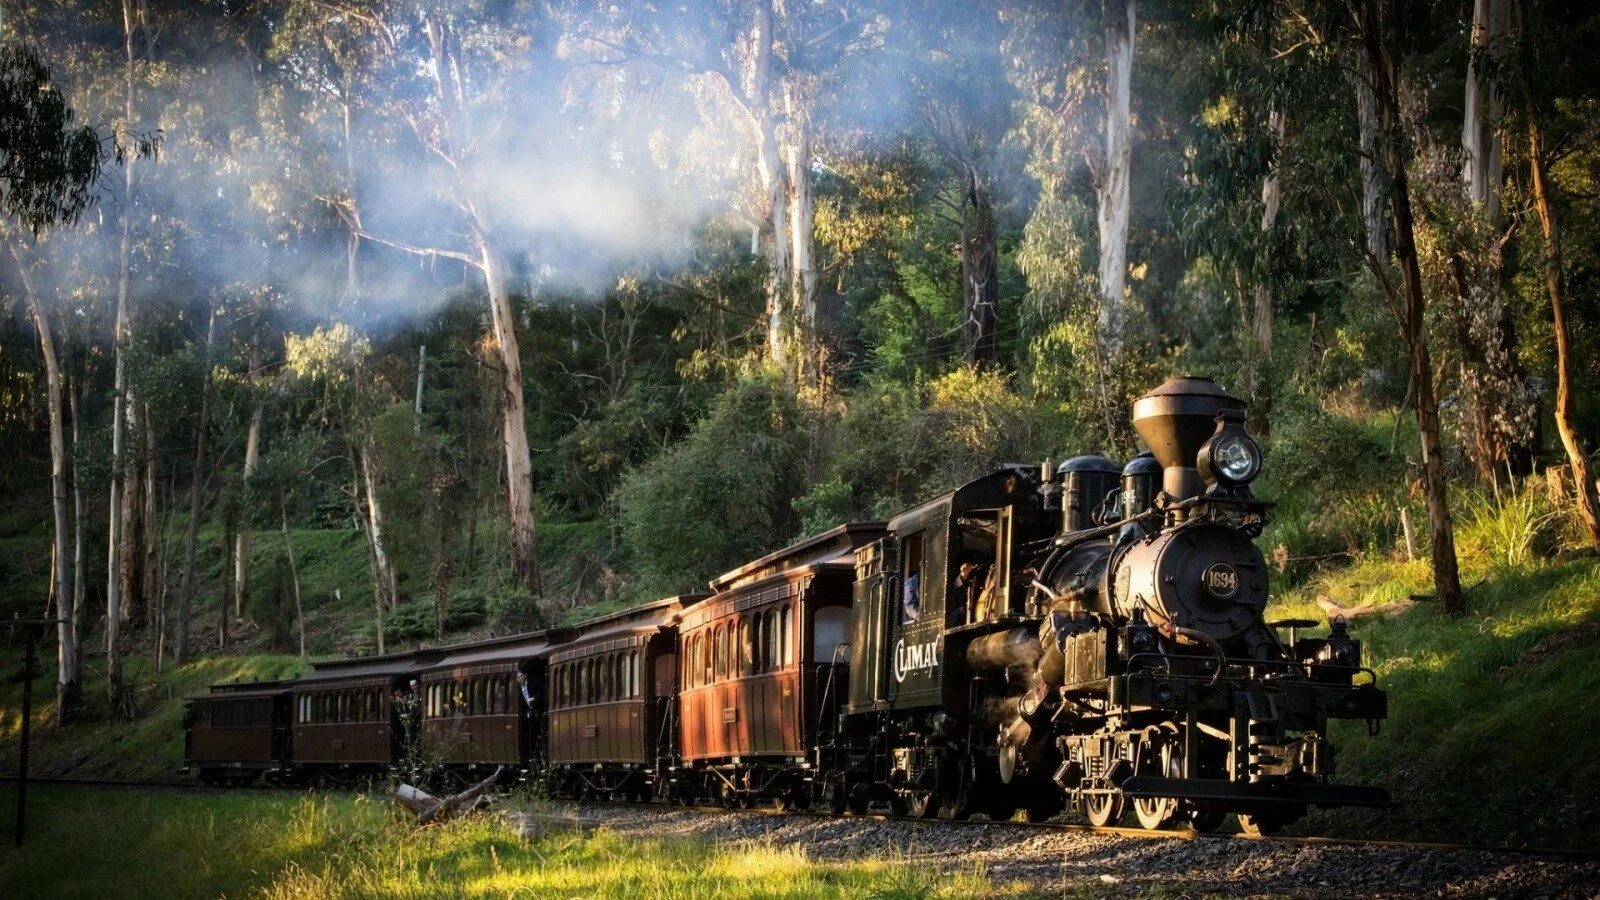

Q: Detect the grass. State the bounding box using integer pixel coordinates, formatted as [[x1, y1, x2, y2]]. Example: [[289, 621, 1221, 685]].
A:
[[1271, 484, 1600, 848], [0, 653, 306, 781], [0, 788, 1004, 899]]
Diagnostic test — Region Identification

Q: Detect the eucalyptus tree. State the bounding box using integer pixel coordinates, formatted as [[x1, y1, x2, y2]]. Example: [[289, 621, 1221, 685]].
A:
[[0, 38, 105, 722], [264, 0, 562, 603], [573, 0, 879, 386]]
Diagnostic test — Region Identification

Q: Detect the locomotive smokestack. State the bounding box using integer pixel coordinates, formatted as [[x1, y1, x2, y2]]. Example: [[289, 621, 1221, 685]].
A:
[[1131, 376, 1245, 501]]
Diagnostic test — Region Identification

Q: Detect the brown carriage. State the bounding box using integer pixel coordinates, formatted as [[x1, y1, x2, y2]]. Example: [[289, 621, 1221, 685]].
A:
[[671, 524, 884, 807], [417, 631, 562, 775], [184, 682, 292, 785], [290, 650, 441, 779], [546, 596, 701, 800]]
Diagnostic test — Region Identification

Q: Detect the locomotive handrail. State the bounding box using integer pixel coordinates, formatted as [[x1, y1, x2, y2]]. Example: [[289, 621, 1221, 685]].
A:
[[1123, 651, 1380, 689]]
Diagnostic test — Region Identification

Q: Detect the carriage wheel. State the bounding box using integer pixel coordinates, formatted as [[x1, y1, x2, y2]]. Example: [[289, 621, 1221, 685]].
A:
[[846, 783, 871, 816], [1187, 805, 1228, 832]]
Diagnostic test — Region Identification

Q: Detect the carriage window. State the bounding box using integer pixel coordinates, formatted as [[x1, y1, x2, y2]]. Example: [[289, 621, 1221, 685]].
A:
[[902, 532, 924, 624], [782, 606, 794, 667], [298, 695, 309, 723], [813, 606, 850, 663], [631, 651, 641, 697], [741, 618, 755, 676]]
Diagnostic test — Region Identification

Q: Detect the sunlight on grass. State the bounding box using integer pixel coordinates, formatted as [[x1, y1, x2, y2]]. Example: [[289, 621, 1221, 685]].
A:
[[0, 788, 1000, 899]]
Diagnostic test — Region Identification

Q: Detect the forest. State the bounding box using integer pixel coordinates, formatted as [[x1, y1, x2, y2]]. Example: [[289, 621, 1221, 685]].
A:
[[0, 0, 1597, 803]]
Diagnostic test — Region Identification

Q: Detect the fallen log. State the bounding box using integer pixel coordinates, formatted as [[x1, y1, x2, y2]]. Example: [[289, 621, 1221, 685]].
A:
[[1316, 594, 1416, 621], [394, 767, 504, 827]]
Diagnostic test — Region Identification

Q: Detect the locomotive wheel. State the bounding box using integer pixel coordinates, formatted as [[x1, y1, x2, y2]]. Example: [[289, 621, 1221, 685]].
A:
[[1187, 805, 1228, 832], [1237, 807, 1303, 837], [827, 783, 847, 815], [1083, 790, 1125, 827], [846, 783, 871, 816], [1132, 740, 1183, 830], [905, 788, 940, 819]]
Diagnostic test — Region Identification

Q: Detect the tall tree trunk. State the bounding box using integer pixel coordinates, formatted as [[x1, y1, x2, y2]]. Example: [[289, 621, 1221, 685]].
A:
[[1457, 0, 1523, 488], [481, 241, 542, 602], [1249, 107, 1286, 434], [68, 371, 87, 718], [142, 405, 158, 618], [105, 0, 140, 719], [419, 10, 541, 604], [6, 236, 78, 723], [1095, 0, 1135, 348], [219, 502, 234, 650], [118, 406, 146, 627], [359, 437, 397, 613], [784, 82, 817, 384], [234, 352, 263, 618], [1356, 0, 1465, 614], [1462, 0, 1509, 223], [1528, 108, 1600, 552], [961, 168, 1000, 367], [280, 503, 306, 658], [174, 307, 216, 665], [750, 0, 791, 374], [1350, 49, 1392, 260]]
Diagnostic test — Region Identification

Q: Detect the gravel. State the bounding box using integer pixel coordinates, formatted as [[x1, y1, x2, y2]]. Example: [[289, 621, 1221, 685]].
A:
[[510, 803, 1600, 898]]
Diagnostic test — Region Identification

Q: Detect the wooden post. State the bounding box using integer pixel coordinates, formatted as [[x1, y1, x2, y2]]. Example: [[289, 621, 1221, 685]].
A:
[[1400, 507, 1416, 561]]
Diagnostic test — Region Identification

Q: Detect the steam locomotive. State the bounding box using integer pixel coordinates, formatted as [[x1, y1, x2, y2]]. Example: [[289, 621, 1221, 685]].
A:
[[184, 376, 1389, 834]]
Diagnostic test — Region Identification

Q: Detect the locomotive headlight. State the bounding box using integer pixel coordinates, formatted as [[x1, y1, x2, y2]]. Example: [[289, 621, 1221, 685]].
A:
[[1212, 433, 1260, 483], [1197, 409, 1261, 489]]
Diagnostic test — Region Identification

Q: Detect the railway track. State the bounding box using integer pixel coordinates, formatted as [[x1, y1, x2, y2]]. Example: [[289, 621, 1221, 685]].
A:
[[8, 774, 1596, 861]]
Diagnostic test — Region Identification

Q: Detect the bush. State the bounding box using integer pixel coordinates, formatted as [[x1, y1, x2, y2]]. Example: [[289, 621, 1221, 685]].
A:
[[1456, 485, 1563, 571], [618, 375, 814, 595]]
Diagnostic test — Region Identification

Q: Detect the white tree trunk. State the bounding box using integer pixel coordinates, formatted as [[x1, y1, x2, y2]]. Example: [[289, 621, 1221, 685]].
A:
[[234, 386, 262, 617], [174, 307, 216, 665], [482, 241, 542, 600], [1254, 107, 1286, 358], [1351, 51, 1391, 260], [7, 237, 77, 720], [784, 83, 816, 383], [360, 438, 397, 614], [280, 504, 306, 658], [1462, 0, 1509, 224], [1096, 0, 1135, 346], [105, 0, 141, 717]]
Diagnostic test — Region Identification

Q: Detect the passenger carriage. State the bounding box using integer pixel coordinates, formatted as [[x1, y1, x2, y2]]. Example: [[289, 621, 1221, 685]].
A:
[[417, 630, 563, 779], [672, 524, 884, 808], [183, 681, 292, 786], [290, 649, 442, 782], [546, 597, 700, 801]]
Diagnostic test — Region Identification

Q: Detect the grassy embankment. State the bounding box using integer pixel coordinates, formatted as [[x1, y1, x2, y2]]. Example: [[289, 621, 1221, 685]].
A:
[[0, 787, 999, 899]]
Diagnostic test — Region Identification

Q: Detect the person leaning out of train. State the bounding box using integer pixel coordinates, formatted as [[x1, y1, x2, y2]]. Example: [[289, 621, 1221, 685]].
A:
[[516, 671, 534, 718]]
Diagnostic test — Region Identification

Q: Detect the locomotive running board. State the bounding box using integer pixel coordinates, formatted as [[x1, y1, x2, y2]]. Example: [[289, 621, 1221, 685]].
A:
[[1118, 776, 1394, 809]]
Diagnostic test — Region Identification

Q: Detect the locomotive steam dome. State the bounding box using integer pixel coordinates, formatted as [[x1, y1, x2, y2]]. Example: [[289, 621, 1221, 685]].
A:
[[1132, 376, 1245, 501]]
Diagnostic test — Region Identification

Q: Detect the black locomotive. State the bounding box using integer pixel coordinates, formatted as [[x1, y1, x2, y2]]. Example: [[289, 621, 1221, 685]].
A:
[[186, 376, 1389, 833], [830, 375, 1389, 832]]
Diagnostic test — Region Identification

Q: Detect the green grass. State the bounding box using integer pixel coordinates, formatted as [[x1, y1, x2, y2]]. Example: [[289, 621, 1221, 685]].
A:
[[0, 788, 1002, 899], [0, 653, 306, 781], [1273, 512, 1600, 848]]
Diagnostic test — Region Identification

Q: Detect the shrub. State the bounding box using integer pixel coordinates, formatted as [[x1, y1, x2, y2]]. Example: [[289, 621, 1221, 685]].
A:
[[1456, 485, 1563, 571]]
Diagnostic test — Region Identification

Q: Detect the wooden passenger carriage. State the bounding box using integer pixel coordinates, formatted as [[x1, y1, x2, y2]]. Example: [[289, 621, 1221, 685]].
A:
[[184, 681, 292, 785], [546, 597, 700, 800], [670, 524, 884, 807], [290, 650, 442, 779], [418, 631, 561, 775]]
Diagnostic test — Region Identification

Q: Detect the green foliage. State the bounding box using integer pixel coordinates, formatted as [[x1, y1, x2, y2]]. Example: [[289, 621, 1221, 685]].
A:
[[619, 375, 813, 595], [1456, 484, 1565, 572]]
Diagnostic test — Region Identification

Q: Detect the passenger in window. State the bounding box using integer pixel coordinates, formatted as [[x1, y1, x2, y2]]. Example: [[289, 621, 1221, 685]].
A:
[[903, 569, 921, 623], [516, 671, 534, 719]]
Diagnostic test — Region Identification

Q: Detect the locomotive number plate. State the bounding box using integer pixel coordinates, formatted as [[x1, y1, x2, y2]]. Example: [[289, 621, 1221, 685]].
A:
[[1202, 562, 1240, 599], [583, 725, 598, 738]]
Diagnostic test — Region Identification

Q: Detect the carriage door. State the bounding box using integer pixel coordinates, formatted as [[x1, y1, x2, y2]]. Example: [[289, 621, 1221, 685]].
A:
[[848, 538, 897, 711]]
